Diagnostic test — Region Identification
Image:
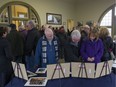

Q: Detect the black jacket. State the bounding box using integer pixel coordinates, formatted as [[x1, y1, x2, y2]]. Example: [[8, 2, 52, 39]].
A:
[[101, 36, 114, 61], [0, 37, 12, 73], [7, 29, 24, 57], [25, 28, 40, 55], [64, 41, 81, 62]]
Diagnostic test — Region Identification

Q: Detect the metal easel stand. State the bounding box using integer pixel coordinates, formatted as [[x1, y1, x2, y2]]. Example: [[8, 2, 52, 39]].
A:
[[11, 62, 24, 86], [51, 60, 65, 87], [78, 61, 88, 78], [99, 60, 112, 83]]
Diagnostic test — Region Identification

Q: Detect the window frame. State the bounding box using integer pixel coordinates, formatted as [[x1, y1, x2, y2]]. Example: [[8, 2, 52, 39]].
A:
[[0, 1, 41, 28], [98, 4, 116, 37]]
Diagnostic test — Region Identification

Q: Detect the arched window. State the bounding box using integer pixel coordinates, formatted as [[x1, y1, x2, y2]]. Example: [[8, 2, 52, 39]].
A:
[[98, 4, 116, 37], [0, 1, 41, 29], [99, 5, 116, 36]]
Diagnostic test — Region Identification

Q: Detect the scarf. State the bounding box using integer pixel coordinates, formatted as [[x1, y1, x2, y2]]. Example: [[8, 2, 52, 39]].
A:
[[42, 36, 58, 65]]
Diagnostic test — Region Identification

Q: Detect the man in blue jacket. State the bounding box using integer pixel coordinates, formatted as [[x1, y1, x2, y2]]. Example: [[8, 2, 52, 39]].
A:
[[34, 28, 59, 68]]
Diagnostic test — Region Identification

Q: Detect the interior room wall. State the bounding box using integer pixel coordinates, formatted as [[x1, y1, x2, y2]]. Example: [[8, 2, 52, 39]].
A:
[[76, 0, 114, 24], [0, 0, 77, 31], [0, 0, 115, 31]]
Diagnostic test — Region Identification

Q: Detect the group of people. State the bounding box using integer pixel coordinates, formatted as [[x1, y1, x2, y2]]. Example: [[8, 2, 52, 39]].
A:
[[0, 20, 115, 87]]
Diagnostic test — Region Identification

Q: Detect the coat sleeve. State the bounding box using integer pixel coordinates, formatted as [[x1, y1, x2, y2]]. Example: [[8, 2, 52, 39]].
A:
[[4, 41, 13, 61], [94, 39, 104, 63], [80, 40, 88, 62], [64, 43, 79, 62], [108, 37, 114, 51]]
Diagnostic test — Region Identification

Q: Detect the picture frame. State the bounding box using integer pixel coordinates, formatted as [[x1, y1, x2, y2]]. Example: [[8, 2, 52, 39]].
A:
[[46, 13, 62, 25], [35, 68, 47, 74], [24, 77, 48, 86], [11, 61, 37, 80], [47, 63, 70, 80]]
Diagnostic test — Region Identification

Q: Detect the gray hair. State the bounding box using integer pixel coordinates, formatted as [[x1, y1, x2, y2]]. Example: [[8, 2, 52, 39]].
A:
[[27, 20, 36, 28], [71, 30, 81, 39]]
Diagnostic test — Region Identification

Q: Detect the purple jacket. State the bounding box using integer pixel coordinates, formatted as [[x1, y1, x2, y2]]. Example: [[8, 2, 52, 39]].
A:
[[80, 38, 104, 64]]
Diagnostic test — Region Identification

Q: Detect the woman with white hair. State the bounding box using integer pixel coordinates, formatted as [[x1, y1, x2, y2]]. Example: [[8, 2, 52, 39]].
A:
[[64, 30, 81, 62]]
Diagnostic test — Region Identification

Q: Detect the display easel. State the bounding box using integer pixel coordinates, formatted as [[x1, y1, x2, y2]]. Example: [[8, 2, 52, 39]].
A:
[[78, 62, 88, 78], [13, 62, 24, 79], [50, 60, 65, 87], [11, 62, 25, 86], [99, 61, 111, 76], [12, 61, 29, 80], [51, 61, 65, 79], [99, 61, 112, 82]]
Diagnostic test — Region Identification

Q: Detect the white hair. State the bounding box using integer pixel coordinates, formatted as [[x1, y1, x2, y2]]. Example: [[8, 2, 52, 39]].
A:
[[44, 28, 53, 35], [71, 30, 81, 39], [84, 25, 90, 29]]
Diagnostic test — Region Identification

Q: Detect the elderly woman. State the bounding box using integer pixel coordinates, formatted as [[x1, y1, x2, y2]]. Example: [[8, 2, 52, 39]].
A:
[[34, 28, 59, 68], [64, 29, 81, 62], [80, 27, 104, 64], [99, 27, 114, 61]]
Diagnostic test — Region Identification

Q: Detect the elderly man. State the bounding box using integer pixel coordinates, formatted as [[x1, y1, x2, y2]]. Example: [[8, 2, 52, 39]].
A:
[[34, 28, 59, 68], [64, 30, 81, 62], [25, 20, 40, 71]]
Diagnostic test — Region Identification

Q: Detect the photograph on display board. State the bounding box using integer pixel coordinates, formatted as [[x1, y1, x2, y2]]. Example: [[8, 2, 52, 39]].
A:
[[12, 62, 37, 80], [24, 77, 48, 86], [95, 60, 113, 78], [71, 62, 95, 78], [47, 63, 70, 80]]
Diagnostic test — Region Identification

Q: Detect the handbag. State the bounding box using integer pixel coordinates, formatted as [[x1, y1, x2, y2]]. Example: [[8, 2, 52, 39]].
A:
[[102, 51, 110, 61], [110, 51, 115, 60]]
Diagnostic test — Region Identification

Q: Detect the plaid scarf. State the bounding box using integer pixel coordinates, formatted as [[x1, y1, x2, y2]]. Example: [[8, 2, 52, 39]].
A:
[[42, 36, 58, 65]]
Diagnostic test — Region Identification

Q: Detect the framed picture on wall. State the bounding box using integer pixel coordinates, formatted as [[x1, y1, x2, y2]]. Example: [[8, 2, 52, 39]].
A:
[[46, 13, 62, 25], [18, 12, 27, 18]]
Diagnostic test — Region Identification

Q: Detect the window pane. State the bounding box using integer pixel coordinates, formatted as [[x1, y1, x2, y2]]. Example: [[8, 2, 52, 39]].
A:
[[107, 28, 112, 36], [0, 7, 9, 23], [12, 20, 27, 30], [100, 10, 112, 26], [11, 5, 28, 18]]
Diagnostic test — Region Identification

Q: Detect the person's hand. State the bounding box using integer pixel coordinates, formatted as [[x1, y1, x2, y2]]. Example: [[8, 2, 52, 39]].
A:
[[91, 57, 95, 61], [87, 57, 92, 62], [87, 57, 95, 62]]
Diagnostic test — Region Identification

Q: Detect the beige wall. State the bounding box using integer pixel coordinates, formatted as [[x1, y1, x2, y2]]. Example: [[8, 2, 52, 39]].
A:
[[76, 0, 114, 24], [0, 0, 77, 30], [0, 0, 115, 30]]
